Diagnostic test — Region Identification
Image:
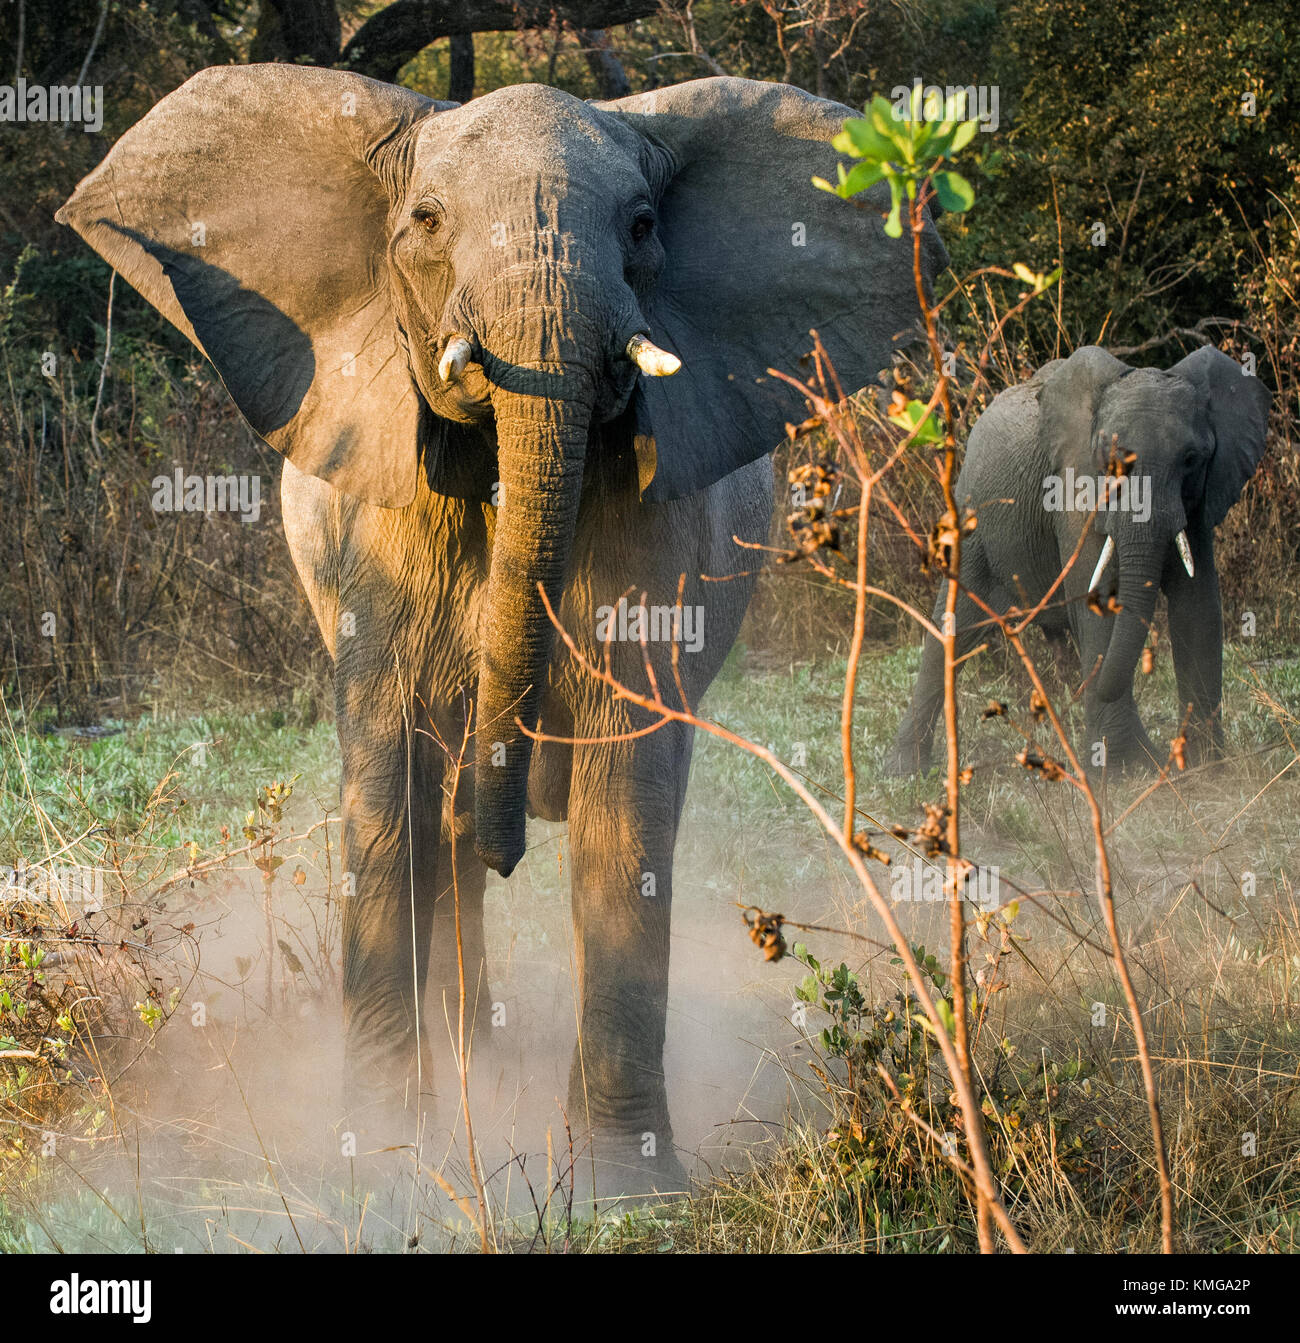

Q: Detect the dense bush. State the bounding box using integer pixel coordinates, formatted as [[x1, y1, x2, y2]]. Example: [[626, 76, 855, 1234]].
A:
[[0, 257, 329, 720]]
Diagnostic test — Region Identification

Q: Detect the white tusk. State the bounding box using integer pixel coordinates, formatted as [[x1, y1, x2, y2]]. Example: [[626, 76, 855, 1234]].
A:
[[1088, 536, 1115, 592], [1174, 529, 1195, 578], [438, 335, 473, 383], [626, 333, 681, 377]]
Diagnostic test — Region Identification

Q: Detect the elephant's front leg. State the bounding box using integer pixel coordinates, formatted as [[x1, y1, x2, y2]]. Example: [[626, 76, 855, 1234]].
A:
[[885, 538, 1006, 776], [1076, 607, 1159, 772], [565, 720, 693, 1196], [337, 689, 442, 1129], [1163, 523, 1224, 761]]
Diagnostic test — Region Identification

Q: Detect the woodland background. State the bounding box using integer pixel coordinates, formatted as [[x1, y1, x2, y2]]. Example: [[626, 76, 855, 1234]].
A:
[[1, 0, 1297, 719]]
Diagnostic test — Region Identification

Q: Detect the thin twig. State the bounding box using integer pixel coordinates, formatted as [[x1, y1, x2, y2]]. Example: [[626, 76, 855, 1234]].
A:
[[531, 583, 1028, 1253]]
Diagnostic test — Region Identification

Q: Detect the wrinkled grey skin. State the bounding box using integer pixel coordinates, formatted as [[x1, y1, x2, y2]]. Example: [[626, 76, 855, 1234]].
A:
[[59, 65, 944, 1192], [888, 346, 1270, 777]]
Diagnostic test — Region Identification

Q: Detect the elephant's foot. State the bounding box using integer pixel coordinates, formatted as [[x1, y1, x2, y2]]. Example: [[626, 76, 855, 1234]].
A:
[[1086, 750, 1156, 780], [342, 1076, 417, 1136], [1182, 716, 1225, 767], [1081, 701, 1164, 778], [337, 1088, 425, 1213], [335, 1087, 436, 1229], [1086, 731, 1162, 777], [340, 1027, 434, 1151], [883, 728, 933, 778], [566, 1052, 687, 1203], [574, 1129, 691, 1207]]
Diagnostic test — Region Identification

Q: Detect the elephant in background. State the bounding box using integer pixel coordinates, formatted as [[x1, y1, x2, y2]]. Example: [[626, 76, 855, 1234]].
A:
[[60, 65, 946, 1193], [887, 345, 1270, 776]]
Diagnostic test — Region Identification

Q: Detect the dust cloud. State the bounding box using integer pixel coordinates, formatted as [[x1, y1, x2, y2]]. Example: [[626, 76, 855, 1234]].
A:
[[38, 798, 916, 1251]]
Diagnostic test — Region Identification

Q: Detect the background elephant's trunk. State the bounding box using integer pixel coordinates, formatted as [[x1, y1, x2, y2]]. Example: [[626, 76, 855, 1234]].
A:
[[1096, 530, 1164, 704], [474, 384, 590, 877]]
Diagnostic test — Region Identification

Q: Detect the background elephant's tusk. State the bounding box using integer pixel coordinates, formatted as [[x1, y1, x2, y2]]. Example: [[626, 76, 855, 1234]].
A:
[[626, 333, 681, 377], [1175, 529, 1195, 578], [1088, 536, 1115, 591], [438, 335, 473, 383]]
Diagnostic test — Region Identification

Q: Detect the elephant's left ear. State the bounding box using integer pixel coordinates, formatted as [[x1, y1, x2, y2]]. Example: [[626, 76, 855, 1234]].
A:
[[596, 78, 948, 502], [1169, 346, 1272, 528]]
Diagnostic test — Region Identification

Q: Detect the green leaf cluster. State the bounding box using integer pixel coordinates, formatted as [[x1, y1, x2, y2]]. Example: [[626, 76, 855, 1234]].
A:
[[813, 90, 979, 237]]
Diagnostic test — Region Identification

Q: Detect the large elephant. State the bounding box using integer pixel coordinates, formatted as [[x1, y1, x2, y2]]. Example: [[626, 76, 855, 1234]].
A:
[[60, 65, 944, 1191], [887, 346, 1270, 777]]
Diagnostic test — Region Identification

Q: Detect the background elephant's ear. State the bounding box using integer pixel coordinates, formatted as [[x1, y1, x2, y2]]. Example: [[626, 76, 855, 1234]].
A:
[[597, 77, 948, 502], [57, 65, 450, 508], [1035, 345, 1131, 466], [1168, 346, 1272, 528]]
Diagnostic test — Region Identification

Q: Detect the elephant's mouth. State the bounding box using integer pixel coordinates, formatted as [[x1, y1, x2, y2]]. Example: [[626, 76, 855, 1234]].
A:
[[1093, 522, 1195, 706], [1087, 526, 1195, 593], [424, 344, 495, 424], [431, 325, 654, 434]]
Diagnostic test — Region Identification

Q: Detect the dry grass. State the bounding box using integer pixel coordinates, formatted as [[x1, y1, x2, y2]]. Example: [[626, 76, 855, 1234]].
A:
[[0, 267, 329, 723]]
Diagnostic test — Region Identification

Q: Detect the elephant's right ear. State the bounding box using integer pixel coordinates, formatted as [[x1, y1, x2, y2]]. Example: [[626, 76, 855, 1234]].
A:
[[1036, 345, 1131, 466], [57, 65, 451, 509]]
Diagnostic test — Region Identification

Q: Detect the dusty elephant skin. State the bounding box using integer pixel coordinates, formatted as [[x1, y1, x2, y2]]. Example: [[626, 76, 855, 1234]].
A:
[[888, 345, 1271, 778], [58, 64, 944, 1194]]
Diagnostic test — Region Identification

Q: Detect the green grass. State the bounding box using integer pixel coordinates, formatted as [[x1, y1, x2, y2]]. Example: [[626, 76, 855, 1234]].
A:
[[0, 707, 338, 856]]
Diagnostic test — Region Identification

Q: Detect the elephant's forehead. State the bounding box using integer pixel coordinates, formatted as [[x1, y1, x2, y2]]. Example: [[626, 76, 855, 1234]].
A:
[[414, 84, 614, 171], [1104, 369, 1200, 414], [1095, 391, 1209, 456]]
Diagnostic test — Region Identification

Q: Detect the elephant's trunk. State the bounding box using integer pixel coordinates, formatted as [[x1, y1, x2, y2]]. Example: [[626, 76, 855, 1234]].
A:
[[474, 381, 591, 877], [1096, 532, 1164, 704]]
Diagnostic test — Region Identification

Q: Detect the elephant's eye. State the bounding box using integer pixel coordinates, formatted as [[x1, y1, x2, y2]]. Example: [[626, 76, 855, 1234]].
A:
[[412, 204, 443, 235], [630, 212, 655, 244]]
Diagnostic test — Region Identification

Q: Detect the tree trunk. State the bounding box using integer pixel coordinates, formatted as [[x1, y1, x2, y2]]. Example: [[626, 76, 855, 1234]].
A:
[[579, 28, 631, 98], [251, 0, 342, 65], [340, 0, 659, 82], [447, 32, 473, 101]]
